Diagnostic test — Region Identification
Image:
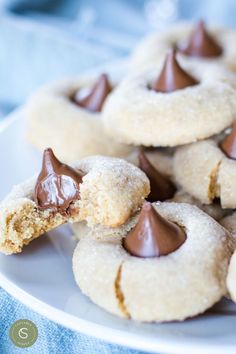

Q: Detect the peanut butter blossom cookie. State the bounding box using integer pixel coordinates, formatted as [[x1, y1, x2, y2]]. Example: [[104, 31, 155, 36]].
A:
[[71, 150, 177, 239], [102, 50, 236, 147], [0, 149, 149, 254], [73, 202, 231, 322], [220, 212, 236, 303], [174, 122, 236, 208], [25, 74, 133, 162], [130, 21, 236, 72]]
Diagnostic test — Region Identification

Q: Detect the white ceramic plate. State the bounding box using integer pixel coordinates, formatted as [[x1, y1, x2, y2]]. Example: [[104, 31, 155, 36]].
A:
[[1, 64, 236, 354]]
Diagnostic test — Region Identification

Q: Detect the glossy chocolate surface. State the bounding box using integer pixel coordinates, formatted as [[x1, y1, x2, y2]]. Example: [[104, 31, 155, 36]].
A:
[[34, 148, 84, 213], [138, 151, 176, 202], [179, 21, 223, 57], [73, 73, 112, 112], [123, 202, 186, 258], [152, 49, 199, 93], [220, 123, 236, 160]]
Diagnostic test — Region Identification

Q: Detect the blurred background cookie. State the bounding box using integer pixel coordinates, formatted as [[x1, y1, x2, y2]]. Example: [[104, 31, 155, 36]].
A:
[[174, 123, 236, 208], [130, 21, 236, 72], [25, 73, 133, 162]]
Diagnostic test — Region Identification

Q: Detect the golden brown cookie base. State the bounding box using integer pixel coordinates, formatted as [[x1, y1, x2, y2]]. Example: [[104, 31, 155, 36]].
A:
[[174, 139, 236, 208], [0, 156, 149, 254], [73, 202, 231, 322]]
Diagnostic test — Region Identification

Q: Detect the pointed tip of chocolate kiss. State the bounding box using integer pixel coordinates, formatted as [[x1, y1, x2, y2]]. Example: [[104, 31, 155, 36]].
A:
[[152, 49, 199, 93], [123, 201, 186, 258], [41, 147, 62, 174], [220, 122, 236, 160], [73, 73, 112, 112], [138, 151, 176, 202], [179, 20, 223, 58], [34, 148, 84, 212]]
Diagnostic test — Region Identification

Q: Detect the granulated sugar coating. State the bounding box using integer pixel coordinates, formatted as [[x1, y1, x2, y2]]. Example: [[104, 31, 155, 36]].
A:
[[130, 23, 236, 72], [25, 76, 133, 162], [102, 62, 236, 147], [73, 202, 232, 322], [174, 139, 236, 208], [0, 156, 149, 255]]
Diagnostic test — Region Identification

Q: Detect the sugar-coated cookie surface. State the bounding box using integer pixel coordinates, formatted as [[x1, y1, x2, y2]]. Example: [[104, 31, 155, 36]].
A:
[[221, 212, 236, 238], [0, 156, 149, 254], [71, 190, 230, 241], [220, 212, 236, 302], [130, 22, 236, 72], [25, 77, 132, 163], [102, 62, 236, 147], [73, 202, 231, 322], [174, 139, 236, 208], [227, 251, 236, 303], [77, 156, 149, 226], [171, 190, 230, 221]]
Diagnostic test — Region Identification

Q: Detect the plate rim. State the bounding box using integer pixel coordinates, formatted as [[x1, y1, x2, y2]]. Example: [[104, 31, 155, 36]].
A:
[[1, 270, 236, 354]]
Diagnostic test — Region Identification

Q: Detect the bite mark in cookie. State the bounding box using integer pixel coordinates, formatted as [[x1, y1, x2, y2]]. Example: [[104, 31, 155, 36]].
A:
[[34, 148, 84, 215], [0, 153, 150, 254]]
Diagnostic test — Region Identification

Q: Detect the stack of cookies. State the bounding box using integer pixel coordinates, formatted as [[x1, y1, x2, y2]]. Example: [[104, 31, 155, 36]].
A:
[[2, 20, 236, 323]]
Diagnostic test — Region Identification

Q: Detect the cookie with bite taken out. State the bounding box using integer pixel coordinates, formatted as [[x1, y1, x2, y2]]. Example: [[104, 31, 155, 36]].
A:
[[0, 149, 149, 254]]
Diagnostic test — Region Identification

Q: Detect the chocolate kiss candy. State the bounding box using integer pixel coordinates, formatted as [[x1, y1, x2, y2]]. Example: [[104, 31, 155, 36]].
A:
[[123, 202, 186, 258], [220, 122, 236, 160], [179, 20, 222, 57], [34, 148, 84, 213], [73, 73, 112, 112], [152, 49, 199, 93], [138, 151, 176, 202]]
